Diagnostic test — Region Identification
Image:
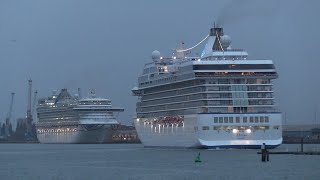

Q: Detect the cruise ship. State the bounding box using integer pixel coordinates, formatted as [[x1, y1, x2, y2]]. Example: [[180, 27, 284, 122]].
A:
[[132, 25, 282, 149], [36, 89, 124, 143], [74, 91, 124, 143]]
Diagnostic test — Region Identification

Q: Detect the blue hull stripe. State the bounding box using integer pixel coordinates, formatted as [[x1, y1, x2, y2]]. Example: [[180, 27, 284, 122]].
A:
[[198, 112, 282, 115], [204, 144, 280, 149]]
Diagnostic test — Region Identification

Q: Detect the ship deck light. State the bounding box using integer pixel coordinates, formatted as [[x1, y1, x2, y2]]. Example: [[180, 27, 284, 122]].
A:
[[232, 129, 239, 134]]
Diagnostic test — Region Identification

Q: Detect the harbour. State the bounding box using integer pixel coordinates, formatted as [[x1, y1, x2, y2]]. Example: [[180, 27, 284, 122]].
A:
[[0, 83, 140, 144], [0, 0, 320, 179]]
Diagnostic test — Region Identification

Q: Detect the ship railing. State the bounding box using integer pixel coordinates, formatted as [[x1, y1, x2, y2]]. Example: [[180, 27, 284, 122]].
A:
[[213, 49, 245, 52], [195, 74, 278, 78], [36, 121, 79, 127]]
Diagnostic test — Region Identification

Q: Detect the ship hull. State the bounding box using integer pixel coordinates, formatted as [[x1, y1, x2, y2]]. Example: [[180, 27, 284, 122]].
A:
[[36, 124, 114, 144], [134, 115, 201, 148], [134, 113, 282, 149]]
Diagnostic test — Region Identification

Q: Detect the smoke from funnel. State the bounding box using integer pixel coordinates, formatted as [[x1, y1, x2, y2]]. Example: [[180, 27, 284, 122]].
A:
[[216, 0, 277, 27]]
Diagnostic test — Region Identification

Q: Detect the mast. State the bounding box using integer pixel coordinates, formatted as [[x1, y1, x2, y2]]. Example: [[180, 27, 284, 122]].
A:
[[31, 90, 38, 121], [78, 88, 82, 99], [315, 104, 318, 124], [26, 79, 33, 133], [6, 92, 15, 124]]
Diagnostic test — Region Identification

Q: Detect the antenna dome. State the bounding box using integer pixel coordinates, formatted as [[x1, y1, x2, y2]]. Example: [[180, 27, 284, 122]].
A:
[[220, 35, 231, 49], [151, 50, 161, 60]]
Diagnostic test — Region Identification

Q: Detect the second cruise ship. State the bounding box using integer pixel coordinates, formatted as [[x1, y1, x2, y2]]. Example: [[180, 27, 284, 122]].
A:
[[36, 89, 124, 143], [132, 25, 282, 149]]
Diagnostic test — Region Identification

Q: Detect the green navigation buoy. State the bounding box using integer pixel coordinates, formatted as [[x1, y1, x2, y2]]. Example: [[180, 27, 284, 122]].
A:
[[194, 152, 202, 163]]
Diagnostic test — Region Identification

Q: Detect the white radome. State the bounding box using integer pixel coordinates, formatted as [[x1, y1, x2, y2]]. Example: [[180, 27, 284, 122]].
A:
[[151, 50, 161, 60], [220, 35, 231, 49]]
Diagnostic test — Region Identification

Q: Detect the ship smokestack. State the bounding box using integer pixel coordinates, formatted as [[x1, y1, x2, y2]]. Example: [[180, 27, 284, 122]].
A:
[[211, 24, 225, 51], [210, 23, 224, 37], [201, 24, 231, 58]]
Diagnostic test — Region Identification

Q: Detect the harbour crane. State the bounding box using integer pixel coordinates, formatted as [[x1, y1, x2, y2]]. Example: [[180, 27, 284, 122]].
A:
[[5, 92, 15, 125], [25, 79, 38, 141], [3, 92, 15, 137], [26, 79, 33, 136], [31, 90, 38, 121]]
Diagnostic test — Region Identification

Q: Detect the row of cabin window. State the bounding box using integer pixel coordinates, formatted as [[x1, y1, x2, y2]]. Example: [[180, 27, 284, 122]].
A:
[[140, 76, 179, 86], [206, 79, 270, 84], [199, 125, 280, 131], [213, 116, 269, 123]]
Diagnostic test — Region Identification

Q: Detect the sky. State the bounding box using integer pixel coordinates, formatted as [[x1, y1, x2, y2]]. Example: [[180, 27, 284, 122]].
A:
[[0, 0, 319, 126]]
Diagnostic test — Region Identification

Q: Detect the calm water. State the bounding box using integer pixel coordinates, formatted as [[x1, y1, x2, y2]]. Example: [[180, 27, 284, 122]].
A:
[[0, 144, 319, 180]]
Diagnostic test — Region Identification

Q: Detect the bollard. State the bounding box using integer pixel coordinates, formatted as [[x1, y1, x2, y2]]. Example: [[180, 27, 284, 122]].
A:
[[261, 150, 266, 162], [261, 149, 270, 162]]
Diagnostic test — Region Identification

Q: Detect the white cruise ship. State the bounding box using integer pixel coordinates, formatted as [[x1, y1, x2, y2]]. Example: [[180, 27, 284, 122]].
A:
[[74, 90, 124, 143], [132, 25, 282, 149], [36, 89, 124, 144]]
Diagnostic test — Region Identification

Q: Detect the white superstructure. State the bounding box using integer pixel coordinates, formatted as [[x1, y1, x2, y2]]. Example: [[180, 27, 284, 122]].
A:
[[132, 25, 282, 149]]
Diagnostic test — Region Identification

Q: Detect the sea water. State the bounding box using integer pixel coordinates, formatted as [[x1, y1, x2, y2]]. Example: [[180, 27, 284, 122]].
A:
[[0, 144, 319, 180]]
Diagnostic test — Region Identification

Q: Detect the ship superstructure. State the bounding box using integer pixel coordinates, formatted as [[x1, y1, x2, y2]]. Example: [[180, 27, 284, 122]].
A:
[[132, 25, 282, 149]]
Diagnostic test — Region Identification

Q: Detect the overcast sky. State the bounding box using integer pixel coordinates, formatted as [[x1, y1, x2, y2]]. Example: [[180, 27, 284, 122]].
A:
[[0, 0, 319, 126]]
